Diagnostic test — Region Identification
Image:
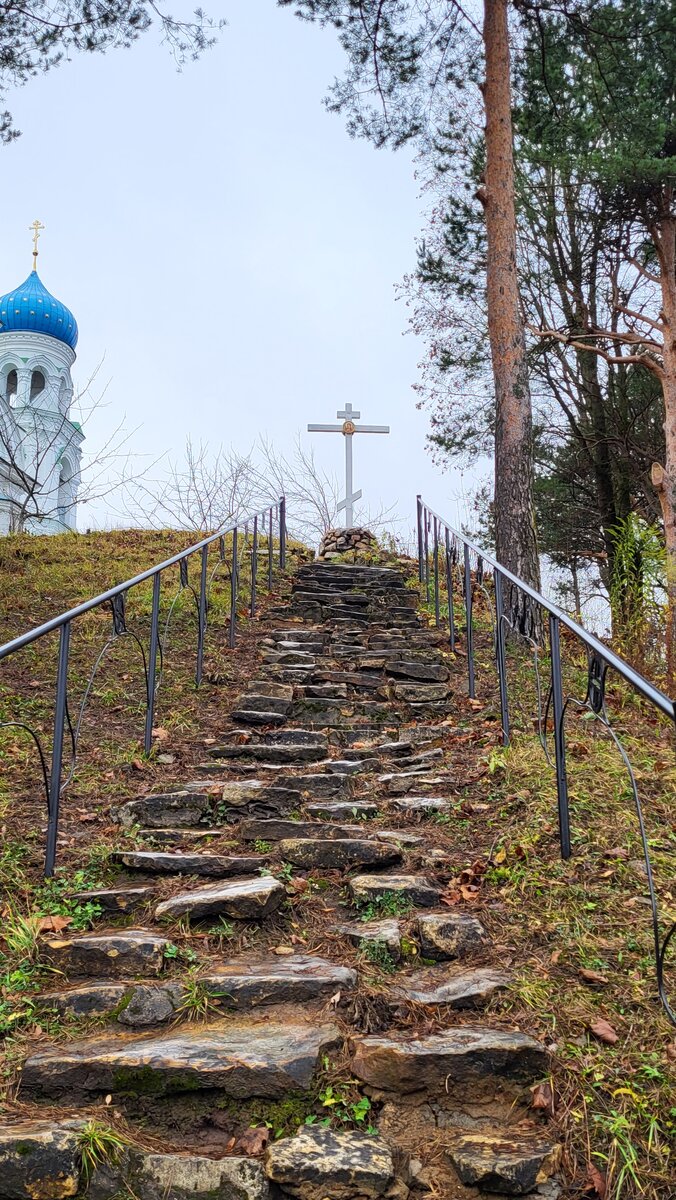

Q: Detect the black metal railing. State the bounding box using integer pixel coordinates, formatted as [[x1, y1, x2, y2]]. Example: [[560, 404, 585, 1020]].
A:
[[416, 495, 676, 1026], [0, 497, 287, 877]]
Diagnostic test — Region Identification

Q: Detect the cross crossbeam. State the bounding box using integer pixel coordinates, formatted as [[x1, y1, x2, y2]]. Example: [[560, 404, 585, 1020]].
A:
[[307, 402, 390, 528]]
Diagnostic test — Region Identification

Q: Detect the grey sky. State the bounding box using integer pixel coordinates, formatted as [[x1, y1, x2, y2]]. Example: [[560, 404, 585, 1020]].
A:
[[0, 1, 477, 539]]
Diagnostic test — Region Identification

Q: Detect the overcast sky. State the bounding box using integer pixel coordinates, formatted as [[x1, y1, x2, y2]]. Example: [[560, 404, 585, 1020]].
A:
[[0, 1, 482, 540]]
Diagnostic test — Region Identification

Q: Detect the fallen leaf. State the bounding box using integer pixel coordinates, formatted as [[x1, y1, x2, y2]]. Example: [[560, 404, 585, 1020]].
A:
[[37, 914, 72, 933], [131, 758, 144, 771], [585, 1163, 607, 1198], [579, 968, 608, 987], [157, 753, 176, 765], [152, 727, 169, 742], [530, 1080, 555, 1117], [273, 945, 295, 956], [550, 949, 563, 964], [589, 1019, 618, 1045], [236, 1126, 269, 1155], [493, 847, 507, 864], [604, 847, 629, 860]]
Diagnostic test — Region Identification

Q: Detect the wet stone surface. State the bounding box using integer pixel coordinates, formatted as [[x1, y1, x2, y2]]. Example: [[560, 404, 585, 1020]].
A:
[[154, 876, 285, 922], [0, 1119, 85, 1199], [264, 1126, 395, 1199], [42, 930, 169, 979]]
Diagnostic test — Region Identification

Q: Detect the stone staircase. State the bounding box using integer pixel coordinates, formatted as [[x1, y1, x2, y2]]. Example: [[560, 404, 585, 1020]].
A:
[[3, 560, 562, 1200]]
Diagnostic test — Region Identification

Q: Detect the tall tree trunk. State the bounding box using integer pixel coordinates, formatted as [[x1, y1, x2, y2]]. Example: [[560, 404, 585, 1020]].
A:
[[482, 0, 541, 628], [651, 204, 676, 684]]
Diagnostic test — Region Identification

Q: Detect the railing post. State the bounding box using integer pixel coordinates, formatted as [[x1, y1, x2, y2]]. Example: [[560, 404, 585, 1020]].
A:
[[433, 517, 440, 627], [251, 514, 258, 618], [549, 613, 571, 860], [45, 621, 71, 877], [445, 528, 456, 651], [268, 507, 273, 591], [416, 495, 424, 583], [229, 527, 238, 649], [279, 496, 286, 570], [144, 572, 161, 754], [463, 543, 475, 699], [196, 545, 208, 686], [424, 510, 430, 603], [494, 569, 510, 746]]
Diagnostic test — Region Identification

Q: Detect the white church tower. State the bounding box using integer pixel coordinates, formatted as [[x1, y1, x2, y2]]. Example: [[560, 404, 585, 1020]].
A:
[[0, 221, 83, 534]]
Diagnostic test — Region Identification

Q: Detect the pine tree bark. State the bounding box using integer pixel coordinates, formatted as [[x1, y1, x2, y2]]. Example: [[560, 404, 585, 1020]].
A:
[[482, 0, 541, 626], [650, 202, 676, 684]]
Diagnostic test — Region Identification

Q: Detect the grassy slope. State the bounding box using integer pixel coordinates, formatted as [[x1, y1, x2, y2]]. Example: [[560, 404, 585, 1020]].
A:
[[0, 535, 673, 1196]]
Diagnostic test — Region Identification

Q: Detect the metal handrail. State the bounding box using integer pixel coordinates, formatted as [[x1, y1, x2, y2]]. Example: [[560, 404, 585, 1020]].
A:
[[0, 496, 287, 876], [416, 494, 676, 1026]]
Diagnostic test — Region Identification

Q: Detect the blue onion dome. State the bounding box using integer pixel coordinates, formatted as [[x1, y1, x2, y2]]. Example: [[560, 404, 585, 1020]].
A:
[[0, 270, 78, 348]]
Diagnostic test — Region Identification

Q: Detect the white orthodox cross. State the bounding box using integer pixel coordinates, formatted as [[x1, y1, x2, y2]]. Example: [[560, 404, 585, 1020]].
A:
[[308, 402, 390, 529]]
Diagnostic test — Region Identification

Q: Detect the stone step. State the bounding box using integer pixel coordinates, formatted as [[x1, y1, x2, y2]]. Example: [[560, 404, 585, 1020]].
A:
[[447, 1131, 561, 1194], [113, 850, 268, 877], [275, 772, 353, 798], [240, 818, 379, 842], [342, 740, 414, 759], [70, 884, 155, 913], [242, 680, 294, 700], [208, 742, 326, 764], [264, 1127, 395, 1197], [87, 1147, 269, 1200], [155, 875, 285, 922], [333, 918, 402, 960], [138, 828, 225, 845], [416, 912, 486, 960], [351, 1026, 549, 1096], [21, 1018, 342, 1100], [392, 964, 510, 1008], [42, 930, 169, 978], [277, 837, 403, 870], [385, 661, 450, 682], [389, 797, 451, 815], [310, 670, 383, 690], [202, 953, 356, 1007], [324, 758, 380, 774], [380, 771, 449, 796], [117, 790, 210, 829], [0, 1120, 86, 1199], [234, 693, 292, 714], [38, 981, 130, 1017], [305, 800, 379, 820], [39, 981, 185, 1026], [229, 707, 288, 726], [349, 874, 442, 909]]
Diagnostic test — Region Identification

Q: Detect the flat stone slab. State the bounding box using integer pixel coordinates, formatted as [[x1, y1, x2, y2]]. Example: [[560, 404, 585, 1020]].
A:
[[117, 790, 209, 829], [416, 912, 486, 960], [306, 801, 378, 820], [209, 744, 326, 764], [0, 1118, 85, 1199], [278, 838, 402, 870], [325, 759, 379, 775], [38, 982, 129, 1017], [385, 661, 450, 682], [393, 965, 510, 1008], [113, 850, 267, 877], [333, 919, 402, 961], [202, 954, 356, 1006], [392, 682, 451, 702], [70, 884, 154, 913], [352, 1027, 549, 1094], [230, 709, 288, 726], [42, 930, 169, 978], [389, 797, 450, 814], [116, 982, 186, 1027], [244, 680, 294, 700], [155, 876, 285, 922], [276, 773, 352, 798], [264, 1127, 394, 1198], [22, 1020, 341, 1100], [448, 1131, 562, 1194], [240, 818, 366, 842], [342, 740, 413, 759], [90, 1149, 270, 1200], [349, 874, 441, 909], [234, 694, 291, 714]]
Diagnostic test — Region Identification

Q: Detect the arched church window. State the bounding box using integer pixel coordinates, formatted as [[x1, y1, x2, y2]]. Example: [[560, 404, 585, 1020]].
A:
[[30, 370, 45, 400], [5, 368, 17, 399]]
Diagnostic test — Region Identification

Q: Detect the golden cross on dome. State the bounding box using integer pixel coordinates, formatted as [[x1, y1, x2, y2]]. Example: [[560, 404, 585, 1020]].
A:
[[29, 219, 44, 270]]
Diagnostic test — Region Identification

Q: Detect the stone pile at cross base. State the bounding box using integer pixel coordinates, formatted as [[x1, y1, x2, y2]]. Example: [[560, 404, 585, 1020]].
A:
[[2, 558, 562, 1200]]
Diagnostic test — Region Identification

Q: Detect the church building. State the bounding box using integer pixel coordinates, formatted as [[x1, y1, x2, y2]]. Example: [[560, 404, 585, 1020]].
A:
[[0, 222, 83, 534]]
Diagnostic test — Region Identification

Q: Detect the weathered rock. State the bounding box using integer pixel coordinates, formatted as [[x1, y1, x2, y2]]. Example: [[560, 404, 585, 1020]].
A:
[[89, 1149, 270, 1200], [388, 797, 450, 815], [385, 662, 449, 682], [342, 741, 414, 760], [240, 818, 366, 842], [278, 838, 402, 870], [264, 1127, 395, 1198], [116, 982, 185, 1027], [276, 773, 352, 798], [326, 759, 379, 775], [416, 913, 485, 961], [155, 876, 285, 922], [230, 708, 288, 726], [447, 1132, 562, 1194], [113, 850, 267, 877], [21, 1020, 341, 1099], [42, 930, 169, 978], [244, 681, 294, 701], [37, 983, 128, 1018], [349, 875, 441, 909], [393, 965, 510, 1008], [0, 1119, 85, 1199], [352, 1027, 549, 1095], [209, 744, 326, 764], [117, 791, 209, 829], [233, 694, 292, 715], [334, 919, 402, 961], [202, 954, 356, 1006], [70, 884, 154, 913], [392, 684, 450, 703], [306, 801, 378, 820], [305, 683, 348, 699]]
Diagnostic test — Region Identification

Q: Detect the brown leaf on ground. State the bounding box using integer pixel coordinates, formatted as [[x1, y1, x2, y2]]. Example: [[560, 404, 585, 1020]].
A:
[[589, 1018, 618, 1045], [604, 847, 629, 860], [579, 968, 608, 987], [585, 1163, 607, 1197], [131, 759, 144, 771], [237, 1126, 269, 1155], [530, 1080, 556, 1117], [36, 914, 72, 933], [550, 949, 563, 964]]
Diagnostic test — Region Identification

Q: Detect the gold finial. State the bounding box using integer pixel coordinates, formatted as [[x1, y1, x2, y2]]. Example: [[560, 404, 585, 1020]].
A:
[[29, 219, 44, 271]]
